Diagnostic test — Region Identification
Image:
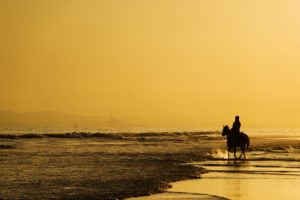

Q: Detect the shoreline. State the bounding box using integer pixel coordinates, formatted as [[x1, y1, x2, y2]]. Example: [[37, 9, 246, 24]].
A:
[[127, 191, 230, 200], [112, 152, 209, 200]]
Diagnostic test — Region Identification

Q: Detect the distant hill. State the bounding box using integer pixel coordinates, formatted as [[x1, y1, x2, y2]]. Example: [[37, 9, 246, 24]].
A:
[[0, 110, 221, 129], [0, 110, 121, 128]]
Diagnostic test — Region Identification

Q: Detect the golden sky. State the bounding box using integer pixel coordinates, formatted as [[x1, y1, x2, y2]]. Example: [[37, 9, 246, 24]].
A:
[[1, 0, 300, 128]]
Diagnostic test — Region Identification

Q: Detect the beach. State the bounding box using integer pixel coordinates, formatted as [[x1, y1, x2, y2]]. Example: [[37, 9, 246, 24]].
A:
[[1, 129, 300, 199], [3, 0, 300, 199], [0, 130, 216, 199]]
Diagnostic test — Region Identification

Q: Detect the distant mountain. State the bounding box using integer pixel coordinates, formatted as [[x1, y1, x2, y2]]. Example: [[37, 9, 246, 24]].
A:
[[0, 110, 121, 128], [0, 110, 221, 129]]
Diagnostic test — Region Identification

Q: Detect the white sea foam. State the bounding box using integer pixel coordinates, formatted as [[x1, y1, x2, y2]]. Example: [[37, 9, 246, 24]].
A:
[[213, 149, 229, 159]]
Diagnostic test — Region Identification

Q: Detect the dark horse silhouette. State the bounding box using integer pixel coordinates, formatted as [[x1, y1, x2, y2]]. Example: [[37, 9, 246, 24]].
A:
[[222, 125, 250, 160]]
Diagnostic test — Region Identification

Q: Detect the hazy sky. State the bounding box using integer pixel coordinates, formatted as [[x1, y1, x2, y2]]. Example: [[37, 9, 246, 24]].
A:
[[1, 0, 300, 128]]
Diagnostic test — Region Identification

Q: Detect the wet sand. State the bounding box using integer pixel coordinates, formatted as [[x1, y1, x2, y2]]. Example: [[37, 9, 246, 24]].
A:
[[169, 159, 300, 200], [129, 160, 300, 200], [0, 132, 217, 199], [127, 191, 228, 200]]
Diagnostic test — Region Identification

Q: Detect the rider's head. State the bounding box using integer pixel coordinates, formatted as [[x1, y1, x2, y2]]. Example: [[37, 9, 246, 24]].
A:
[[235, 115, 240, 121]]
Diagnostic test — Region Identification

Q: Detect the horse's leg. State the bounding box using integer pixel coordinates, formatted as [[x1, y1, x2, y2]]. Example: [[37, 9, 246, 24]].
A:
[[234, 147, 237, 160], [239, 146, 244, 159], [240, 145, 247, 160], [239, 149, 243, 159], [227, 147, 230, 161]]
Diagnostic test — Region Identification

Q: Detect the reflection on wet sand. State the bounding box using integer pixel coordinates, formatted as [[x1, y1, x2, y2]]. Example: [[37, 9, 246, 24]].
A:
[[169, 159, 300, 200], [127, 191, 228, 200]]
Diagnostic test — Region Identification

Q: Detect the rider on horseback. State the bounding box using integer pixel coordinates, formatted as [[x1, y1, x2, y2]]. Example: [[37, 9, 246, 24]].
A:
[[232, 115, 241, 134], [232, 115, 241, 145], [222, 116, 250, 160]]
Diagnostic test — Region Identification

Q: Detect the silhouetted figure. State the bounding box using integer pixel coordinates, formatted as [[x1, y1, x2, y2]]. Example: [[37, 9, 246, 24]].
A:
[[232, 115, 241, 135], [231, 115, 241, 148]]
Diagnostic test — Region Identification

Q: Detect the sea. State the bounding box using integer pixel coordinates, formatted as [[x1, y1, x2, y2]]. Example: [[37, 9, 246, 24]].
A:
[[1, 127, 300, 199]]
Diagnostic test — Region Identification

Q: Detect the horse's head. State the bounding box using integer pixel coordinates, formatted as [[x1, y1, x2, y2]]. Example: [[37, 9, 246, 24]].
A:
[[222, 125, 230, 137]]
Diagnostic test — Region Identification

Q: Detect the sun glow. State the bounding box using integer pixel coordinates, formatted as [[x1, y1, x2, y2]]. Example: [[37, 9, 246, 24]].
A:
[[1, 0, 300, 128]]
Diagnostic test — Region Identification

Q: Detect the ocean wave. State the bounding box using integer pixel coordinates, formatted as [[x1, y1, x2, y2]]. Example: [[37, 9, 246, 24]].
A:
[[0, 131, 218, 139], [0, 132, 123, 139], [248, 145, 300, 152]]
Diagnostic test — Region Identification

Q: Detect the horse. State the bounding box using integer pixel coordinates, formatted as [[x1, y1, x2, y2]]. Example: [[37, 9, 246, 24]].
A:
[[222, 125, 250, 160]]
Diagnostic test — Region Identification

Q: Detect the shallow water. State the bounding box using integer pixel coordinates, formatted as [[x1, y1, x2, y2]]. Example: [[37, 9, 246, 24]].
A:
[[127, 191, 227, 200], [169, 149, 300, 200]]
